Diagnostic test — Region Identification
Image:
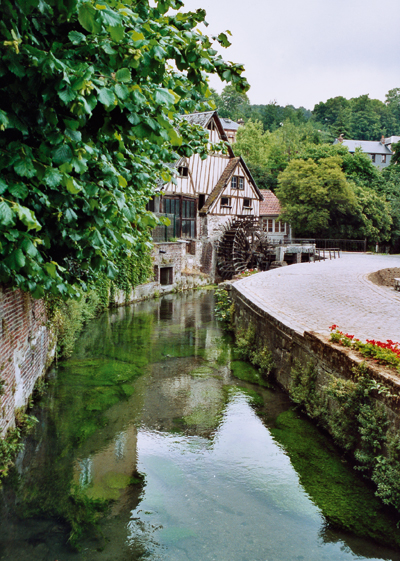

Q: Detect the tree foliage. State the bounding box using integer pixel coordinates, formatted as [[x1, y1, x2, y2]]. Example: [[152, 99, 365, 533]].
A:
[[0, 0, 248, 298], [276, 156, 392, 242]]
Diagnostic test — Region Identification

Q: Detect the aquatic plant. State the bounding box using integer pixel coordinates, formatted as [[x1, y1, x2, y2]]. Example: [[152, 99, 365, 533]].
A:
[[271, 409, 400, 548], [234, 324, 275, 377], [214, 287, 234, 329]]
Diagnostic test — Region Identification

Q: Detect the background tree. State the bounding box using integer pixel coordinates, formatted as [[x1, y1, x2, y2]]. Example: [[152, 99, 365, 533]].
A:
[[0, 0, 248, 298], [217, 84, 250, 120], [276, 157, 358, 237]]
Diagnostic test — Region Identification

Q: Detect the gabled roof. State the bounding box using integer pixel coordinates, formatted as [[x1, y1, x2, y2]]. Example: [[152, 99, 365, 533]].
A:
[[333, 139, 392, 155], [179, 111, 234, 157], [199, 157, 263, 215], [181, 111, 215, 128], [259, 190, 281, 216]]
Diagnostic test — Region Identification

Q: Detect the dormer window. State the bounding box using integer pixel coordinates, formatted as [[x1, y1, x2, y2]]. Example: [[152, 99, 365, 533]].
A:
[[231, 176, 244, 190], [178, 166, 189, 177]]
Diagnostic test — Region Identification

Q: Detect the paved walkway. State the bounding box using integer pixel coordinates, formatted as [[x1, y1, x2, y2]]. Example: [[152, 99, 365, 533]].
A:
[[234, 253, 400, 343]]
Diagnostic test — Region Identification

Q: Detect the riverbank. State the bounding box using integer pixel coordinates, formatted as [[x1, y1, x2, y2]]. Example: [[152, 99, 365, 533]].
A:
[[2, 290, 400, 559], [228, 253, 400, 514]]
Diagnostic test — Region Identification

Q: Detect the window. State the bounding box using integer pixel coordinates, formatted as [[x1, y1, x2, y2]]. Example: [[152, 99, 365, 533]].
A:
[[267, 219, 273, 232], [243, 199, 251, 208], [221, 197, 231, 207], [382, 155, 387, 163], [280, 222, 286, 233], [162, 196, 196, 239], [231, 176, 244, 190], [181, 199, 196, 239], [371, 154, 376, 163], [275, 220, 280, 233], [178, 166, 189, 177]]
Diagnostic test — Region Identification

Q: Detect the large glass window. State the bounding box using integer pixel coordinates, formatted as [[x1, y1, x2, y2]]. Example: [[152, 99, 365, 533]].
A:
[[162, 196, 196, 239]]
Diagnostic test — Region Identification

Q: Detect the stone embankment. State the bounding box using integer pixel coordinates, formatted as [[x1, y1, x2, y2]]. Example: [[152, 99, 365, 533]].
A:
[[231, 253, 400, 462]]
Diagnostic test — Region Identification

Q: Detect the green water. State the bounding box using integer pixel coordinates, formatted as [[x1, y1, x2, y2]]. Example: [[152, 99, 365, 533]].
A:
[[1, 291, 400, 560]]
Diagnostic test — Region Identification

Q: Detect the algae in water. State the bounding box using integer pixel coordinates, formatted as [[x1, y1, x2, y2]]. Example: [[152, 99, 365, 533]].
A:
[[271, 409, 400, 548]]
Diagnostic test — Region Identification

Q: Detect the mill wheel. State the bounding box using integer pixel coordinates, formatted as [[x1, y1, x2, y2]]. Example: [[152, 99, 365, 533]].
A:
[[217, 217, 270, 280]]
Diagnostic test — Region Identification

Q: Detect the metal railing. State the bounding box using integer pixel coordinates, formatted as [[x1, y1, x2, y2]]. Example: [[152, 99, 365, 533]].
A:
[[291, 238, 367, 252]]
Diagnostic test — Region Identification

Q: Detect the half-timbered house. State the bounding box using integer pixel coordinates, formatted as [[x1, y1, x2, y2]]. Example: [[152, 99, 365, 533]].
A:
[[156, 111, 263, 277]]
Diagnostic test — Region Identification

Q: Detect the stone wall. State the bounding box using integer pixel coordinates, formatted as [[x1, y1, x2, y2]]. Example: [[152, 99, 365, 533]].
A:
[[0, 287, 53, 437], [110, 241, 212, 306], [231, 284, 400, 425]]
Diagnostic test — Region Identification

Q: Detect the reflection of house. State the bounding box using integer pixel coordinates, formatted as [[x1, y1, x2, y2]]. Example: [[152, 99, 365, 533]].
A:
[[151, 111, 263, 280], [333, 136, 392, 168], [74, 425, 138, 503], [259, 189, 290, 242]]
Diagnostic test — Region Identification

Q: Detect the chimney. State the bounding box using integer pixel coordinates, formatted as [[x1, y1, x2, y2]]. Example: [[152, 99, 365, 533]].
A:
[[338, 134, 344, 143], [380, 135, 385, 145], [237, 118, 244, 126]]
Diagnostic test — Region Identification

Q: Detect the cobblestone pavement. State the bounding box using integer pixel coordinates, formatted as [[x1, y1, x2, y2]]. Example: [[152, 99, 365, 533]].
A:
[[234, 253, 400, 343]]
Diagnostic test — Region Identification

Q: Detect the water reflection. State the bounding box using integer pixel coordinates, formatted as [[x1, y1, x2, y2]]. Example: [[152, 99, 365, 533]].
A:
[[0, 291, 399, 560]]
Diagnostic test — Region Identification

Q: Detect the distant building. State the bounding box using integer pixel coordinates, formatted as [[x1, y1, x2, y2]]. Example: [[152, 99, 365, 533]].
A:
[[333, 135, 392, 168], [384, 136, 400, 152], [219, 117, 241, 144], [259, 189, 290, 242]]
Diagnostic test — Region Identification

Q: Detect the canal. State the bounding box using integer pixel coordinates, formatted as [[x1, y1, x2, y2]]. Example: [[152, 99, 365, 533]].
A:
[[1, 290, 400, 560]]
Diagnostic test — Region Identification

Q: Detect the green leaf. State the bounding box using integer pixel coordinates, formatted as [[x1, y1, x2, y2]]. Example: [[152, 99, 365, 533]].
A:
[[115, 68, 131, 83], [109, 25, 124, 42], [53, 145, 73, 166], [15, 204, 41, 231], [115, 83, 129, 100], [154, 88, 175, 107], [14, 159, 36, 178], [44, 262, 57, 278], [0, 201, 14, 227], [59, 86, 76, 103], [130, 30, 145, 42], [14, 249, 26, 270], [78, 3, 102, 33], [21, 238, 38, 257], [43, 167, 63, 188], [8, 183, 29, 199], [99, 6, 122, 27], [168, 128, 182, 147], [68, 31, 86, 44], [64, 176, 82, 194], [118, 175, 127, 187], [98, 88, 116, 106], [65, 208, 78, 222], [0, 179, 7, 194]]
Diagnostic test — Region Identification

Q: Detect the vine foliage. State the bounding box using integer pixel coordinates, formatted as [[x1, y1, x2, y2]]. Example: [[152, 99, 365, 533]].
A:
[[0, 0, 248, 299]]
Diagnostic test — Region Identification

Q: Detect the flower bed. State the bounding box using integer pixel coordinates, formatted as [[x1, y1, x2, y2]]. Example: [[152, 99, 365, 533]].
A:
[[329, 325, 400, 372]]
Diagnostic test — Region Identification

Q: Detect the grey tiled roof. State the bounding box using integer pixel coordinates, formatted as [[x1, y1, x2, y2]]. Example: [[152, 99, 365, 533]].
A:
[[180, 111, 215, 128], [334, 139, 392, 155], [220, 117, 240, 131]]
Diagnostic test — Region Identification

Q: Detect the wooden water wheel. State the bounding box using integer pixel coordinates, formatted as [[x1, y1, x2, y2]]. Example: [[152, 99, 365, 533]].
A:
[[217, 217, 271, 280]]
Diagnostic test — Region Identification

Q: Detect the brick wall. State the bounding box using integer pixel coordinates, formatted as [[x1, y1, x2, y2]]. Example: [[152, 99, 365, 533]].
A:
[[0, 287, 52, 437]]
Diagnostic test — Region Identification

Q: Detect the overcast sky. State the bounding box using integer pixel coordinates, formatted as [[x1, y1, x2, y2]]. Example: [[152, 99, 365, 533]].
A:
[[180, 0, 400, 110]]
